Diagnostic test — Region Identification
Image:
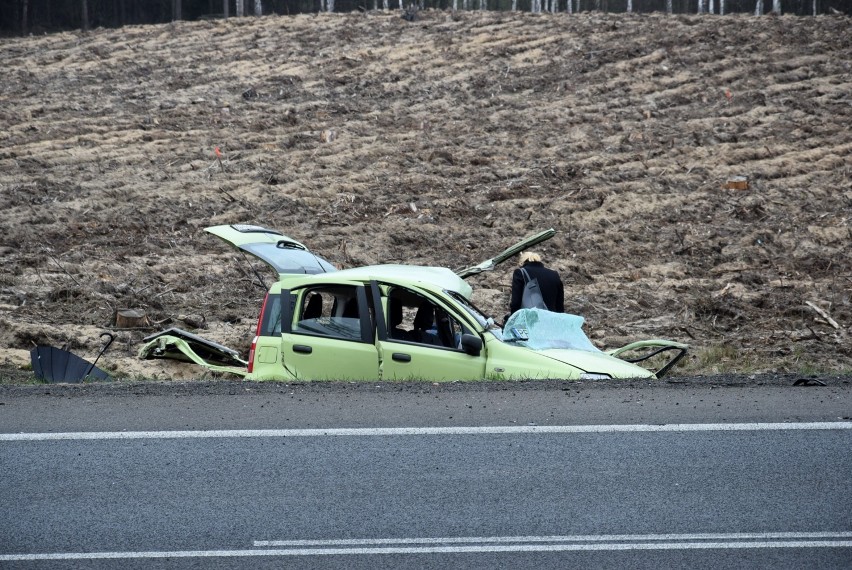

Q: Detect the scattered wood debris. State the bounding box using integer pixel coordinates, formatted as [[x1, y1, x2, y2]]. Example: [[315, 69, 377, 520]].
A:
[[805, 301, 840, 329], [724, 176, 749, 190]]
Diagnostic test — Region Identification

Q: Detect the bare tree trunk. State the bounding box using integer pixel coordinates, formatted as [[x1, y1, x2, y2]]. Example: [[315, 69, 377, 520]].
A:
[[254, 0, 262, 15], [812, 0, 817, 14], [720, 0, 725, 14], [236, 0, 244, 16], [81, 0, 89, 31], [627, 0, 632, 12], [666, 0, 672, 13], [21, 0, 29, 35], [771, 0, 780, 13], [173, 0, 182, 20], [755, 0, 763, 14], [223, 0, 229, 17]]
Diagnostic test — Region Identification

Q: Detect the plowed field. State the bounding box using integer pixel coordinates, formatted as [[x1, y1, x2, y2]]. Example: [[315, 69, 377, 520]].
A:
[[1, 11, 850, 381]]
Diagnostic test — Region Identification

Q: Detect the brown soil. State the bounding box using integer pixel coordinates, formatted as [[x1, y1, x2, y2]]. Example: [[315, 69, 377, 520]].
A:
[[0, 11, 850, 381]]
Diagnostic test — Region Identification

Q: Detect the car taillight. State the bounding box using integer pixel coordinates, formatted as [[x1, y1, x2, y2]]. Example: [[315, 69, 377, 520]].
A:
[[247, 336, 258, 374]]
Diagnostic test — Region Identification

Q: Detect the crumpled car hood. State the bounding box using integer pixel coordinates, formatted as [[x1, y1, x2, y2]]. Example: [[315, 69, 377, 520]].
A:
[[536, 347, 656, 379]]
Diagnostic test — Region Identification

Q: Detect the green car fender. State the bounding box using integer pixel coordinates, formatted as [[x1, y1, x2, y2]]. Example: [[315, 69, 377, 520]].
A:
[[479, 336, 583, 380], [482, 335, 656, 380]]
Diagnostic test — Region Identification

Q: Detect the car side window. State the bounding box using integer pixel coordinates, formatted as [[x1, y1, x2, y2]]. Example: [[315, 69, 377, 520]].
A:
[[386, 288, 469, 349], [293, 286, 362, 341], [258, 293, 282, 337]]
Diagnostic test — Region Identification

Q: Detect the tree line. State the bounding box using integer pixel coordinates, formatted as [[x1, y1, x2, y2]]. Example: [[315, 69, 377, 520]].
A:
[[1, 0, 848, 36]]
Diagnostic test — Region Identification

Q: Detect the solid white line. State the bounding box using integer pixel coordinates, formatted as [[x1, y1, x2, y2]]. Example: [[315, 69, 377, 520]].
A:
[[3, 540, 852, 561], [1, 422, 851, 441], [253, 531, 852, 547]]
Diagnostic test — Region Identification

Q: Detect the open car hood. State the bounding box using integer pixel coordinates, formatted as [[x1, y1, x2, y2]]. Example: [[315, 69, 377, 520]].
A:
[[205, 224, 337, 277], [455, 228, 556, 279]]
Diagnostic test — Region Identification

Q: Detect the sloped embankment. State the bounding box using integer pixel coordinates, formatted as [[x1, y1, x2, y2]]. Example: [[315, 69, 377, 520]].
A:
[[0, 11, 849, 379]]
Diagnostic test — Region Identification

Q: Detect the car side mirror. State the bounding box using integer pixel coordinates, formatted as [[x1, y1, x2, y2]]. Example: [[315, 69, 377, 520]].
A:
[[460, 334, 483, 356]]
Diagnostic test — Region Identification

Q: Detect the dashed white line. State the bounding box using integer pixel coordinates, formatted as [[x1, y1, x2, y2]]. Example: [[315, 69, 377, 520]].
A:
[[1, 422, 851, 441]]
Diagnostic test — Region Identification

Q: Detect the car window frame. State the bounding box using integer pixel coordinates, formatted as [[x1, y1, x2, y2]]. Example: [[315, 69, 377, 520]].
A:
[[371, 281, 475, 352], [286, 284, 373, 344]]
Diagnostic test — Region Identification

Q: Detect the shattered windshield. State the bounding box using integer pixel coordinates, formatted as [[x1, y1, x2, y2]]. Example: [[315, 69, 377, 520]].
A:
[[502, 309, 601, 352], [444, 294, 601, 351]]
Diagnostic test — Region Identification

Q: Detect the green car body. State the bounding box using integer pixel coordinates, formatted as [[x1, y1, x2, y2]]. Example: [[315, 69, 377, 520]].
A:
[[139, 224, 687, 381]]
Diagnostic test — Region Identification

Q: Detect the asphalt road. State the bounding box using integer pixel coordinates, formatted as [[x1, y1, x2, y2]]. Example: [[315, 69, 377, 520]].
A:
[[1, 375, 851, 569]]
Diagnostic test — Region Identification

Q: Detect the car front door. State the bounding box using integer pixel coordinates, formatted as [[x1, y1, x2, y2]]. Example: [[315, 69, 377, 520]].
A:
[[372, 282, 487, 381], [279, 283, 379, 381]]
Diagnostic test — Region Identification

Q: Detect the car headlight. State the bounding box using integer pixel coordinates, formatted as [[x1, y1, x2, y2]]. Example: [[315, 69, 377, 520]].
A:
[[579, 373, 612, 380]]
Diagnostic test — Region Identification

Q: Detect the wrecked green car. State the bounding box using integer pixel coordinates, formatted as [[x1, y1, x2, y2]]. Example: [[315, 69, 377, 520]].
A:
[[139, 224, 687, 381]]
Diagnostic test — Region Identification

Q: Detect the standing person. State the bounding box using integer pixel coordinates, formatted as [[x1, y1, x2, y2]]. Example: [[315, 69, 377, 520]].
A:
[[508, 251, 565, 316]]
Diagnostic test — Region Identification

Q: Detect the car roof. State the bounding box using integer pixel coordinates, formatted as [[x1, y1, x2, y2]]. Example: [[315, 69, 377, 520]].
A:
[[270, 265, 473, 299], [333, 265, 473, 298]]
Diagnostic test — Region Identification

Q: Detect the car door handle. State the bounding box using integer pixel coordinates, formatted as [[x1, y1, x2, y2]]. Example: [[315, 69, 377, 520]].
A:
[[293, 345, 312, 354], [392, 353, 411, 362]]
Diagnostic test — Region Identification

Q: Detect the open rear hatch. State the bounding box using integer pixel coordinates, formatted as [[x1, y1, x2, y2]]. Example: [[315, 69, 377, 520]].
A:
[[205, 224, 337, 277]]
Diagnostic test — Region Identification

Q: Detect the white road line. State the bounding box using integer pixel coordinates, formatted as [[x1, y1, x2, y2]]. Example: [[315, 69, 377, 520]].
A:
[[1, 422, 851, 441], [253, 531, 852, 547], [3, 539, 852, 561]]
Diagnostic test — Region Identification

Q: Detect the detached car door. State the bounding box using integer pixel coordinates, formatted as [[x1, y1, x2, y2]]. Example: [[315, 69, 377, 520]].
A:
[[280, 283, 380, 381]]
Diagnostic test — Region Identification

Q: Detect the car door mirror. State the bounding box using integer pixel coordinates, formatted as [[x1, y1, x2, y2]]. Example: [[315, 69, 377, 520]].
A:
[[460, 334, 483, 356]]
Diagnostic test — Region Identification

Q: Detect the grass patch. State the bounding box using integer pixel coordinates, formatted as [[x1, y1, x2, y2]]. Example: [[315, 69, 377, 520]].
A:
[[0, 367, 41, 385], [677, 344, 766, 375]]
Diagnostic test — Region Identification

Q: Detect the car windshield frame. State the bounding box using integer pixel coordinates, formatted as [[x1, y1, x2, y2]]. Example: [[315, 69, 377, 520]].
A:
[[444, 290, 503, 339]]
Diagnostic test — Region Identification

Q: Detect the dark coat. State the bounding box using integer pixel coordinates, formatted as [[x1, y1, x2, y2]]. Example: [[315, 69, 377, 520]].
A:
[[509, 261, 564, 314]]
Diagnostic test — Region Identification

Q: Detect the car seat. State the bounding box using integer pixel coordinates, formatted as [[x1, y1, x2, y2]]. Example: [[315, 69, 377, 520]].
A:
[[302, 294, 323, 320], [413, 303, 434, 332], [342, 298, 359, 319], [412, 303, 441, 345], [388, 297, 406, 340]]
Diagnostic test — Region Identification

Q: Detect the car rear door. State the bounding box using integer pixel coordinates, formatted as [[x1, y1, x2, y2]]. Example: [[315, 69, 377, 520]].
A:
[[279, 283, 379, 381]]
